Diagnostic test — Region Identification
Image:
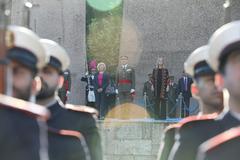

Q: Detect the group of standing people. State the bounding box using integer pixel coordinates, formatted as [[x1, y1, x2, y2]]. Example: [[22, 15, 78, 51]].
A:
[[143, 57, 193, 120], [83, 54, 193, 120], [81, 61, 114, 119], [82, 56, 136, 119]]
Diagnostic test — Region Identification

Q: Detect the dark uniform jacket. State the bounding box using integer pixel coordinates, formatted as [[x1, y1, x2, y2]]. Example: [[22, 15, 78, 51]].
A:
[[48, 128, 88, 160], [47, 99, 103, 160], [170, 112, 240, 160], [0, 95, 49, 160], [197, 126, 240, 160], [116, 65, 135, 92], [196, 111, 240, 160], [0, 107, 41, 160], [169, 114, 220, 160], [216, 111, 240, 132], [158, 124, 181, 160]]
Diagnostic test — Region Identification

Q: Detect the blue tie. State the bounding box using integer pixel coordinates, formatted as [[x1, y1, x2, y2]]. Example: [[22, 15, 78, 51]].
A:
[[184, 77, 188, 91]]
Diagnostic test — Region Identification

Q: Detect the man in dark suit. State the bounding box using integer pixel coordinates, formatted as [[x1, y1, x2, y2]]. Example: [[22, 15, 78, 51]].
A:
[[0, 26, 50, 160], [37, 39, 102, 160], [196, 21, 240, 160], [177, 71, 193, 117], [116, 56, 135, 104]]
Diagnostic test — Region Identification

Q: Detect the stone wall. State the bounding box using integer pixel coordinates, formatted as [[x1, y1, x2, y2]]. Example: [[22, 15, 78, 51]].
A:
[[98, 120, 171, 160], [229, 0, 240, 21], [11, 0, 240, 103], [119, 0, 226, 98]]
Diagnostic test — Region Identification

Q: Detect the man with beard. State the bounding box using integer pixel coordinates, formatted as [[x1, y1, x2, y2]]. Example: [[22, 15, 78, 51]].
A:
[[196, 21, 240, 160], [0, 25, 49, 160], [37, 39, 102, 160], [159, 45, 223, 160]]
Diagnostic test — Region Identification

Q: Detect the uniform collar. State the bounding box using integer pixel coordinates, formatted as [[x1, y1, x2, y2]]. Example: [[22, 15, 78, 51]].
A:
[[45, 96, 58, 108], [122, 64, 128, 68], [229, 111, 240, 121], [48, 97, 65, 118]]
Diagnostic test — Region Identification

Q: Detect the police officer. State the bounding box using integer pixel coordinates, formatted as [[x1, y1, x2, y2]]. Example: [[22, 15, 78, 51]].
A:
[[160, 45, 223, 160], [0, 25, 49, 160], [116, 55, 135, 104], [196, 20, 240, 160], [36, 39, 102, 160]]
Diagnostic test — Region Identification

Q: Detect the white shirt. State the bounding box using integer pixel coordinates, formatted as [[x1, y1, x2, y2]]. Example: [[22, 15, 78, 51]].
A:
[[122, 64, 128, 69]]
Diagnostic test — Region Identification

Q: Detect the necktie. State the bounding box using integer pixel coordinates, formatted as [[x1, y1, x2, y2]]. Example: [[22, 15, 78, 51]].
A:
[[184, 77, 188, 91]]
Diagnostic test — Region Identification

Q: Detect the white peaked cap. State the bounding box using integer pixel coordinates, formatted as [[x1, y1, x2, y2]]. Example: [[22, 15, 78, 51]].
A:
[[184, 45, 209, 77], [8, 25, 48, 69], [40, 39, 70, 71], [207, 20, 240, 71]]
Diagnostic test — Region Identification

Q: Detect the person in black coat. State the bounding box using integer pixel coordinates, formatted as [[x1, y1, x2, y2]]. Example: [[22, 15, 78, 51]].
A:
[[93, 62, 110, 119], [177, 71, 193, 117], [81, 68, 97, 108], [152, 57, 169, 120], [37, 39, 103, 160]]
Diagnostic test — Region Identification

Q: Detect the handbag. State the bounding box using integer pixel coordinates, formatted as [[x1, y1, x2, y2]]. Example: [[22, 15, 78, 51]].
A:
[[88, 90, 96, 102], [105, 80, 116, 96]]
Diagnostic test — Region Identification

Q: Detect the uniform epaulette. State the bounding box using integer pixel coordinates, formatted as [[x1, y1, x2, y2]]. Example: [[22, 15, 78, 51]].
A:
[[0, 94, 50, 120], [48, 127, 83, 139], [199, 126, 240, 153], [65, 104, 99, 116], [164, 123, 182, 133], [179, 113, 218, 126]]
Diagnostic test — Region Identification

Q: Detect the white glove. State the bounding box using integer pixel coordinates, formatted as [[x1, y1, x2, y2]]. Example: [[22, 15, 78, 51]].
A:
[[67, 91, 70, 95], [130, 89, 135, 93], [85, 71, 89, 76], [115, 89, 119, 94]]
